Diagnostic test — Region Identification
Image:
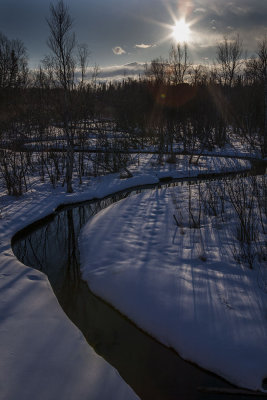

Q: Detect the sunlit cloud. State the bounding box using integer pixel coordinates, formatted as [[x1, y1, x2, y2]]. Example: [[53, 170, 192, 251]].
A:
[[92, 62, 146, 82], [75, 62, 146, 83], [112, 46, 126, 55], [135, 43, 152, 49]]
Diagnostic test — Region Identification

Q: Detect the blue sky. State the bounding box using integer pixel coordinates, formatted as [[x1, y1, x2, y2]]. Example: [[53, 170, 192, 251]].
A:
[[1, 0, 266, 79]]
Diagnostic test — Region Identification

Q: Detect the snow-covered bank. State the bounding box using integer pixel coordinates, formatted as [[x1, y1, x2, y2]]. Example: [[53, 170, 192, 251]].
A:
[[0, 183, 150, 400], [0, 255, 138, 400], [79, 185, 267, 393], [0, 155, 256, 399]]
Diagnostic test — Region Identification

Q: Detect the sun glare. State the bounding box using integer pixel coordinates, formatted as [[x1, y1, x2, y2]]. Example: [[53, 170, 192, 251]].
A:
[[172, 19, 191, 43]]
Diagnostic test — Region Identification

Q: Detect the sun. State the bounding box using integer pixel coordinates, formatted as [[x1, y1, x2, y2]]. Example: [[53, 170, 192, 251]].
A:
[[172, 19, 191, 43]]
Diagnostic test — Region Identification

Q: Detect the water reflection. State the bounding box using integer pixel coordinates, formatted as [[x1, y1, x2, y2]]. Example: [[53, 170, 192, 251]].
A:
[[12, 183, 266, 400]]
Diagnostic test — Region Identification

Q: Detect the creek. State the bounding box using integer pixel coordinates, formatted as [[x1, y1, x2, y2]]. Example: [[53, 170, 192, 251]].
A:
[[12, 170, 267, 400]]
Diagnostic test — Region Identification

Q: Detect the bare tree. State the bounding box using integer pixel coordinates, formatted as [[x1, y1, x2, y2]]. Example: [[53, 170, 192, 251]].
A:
[[0, 32, 28, 88], [169, 43, 190, 84], [188, 64, 208, 86], [41, 55, 55, 87], [77, 43, 90, 86], [46, 0, 76, 90], [46, 0, 76, 192], [145, 57, 167, 84], [216, 34, 243, 87], [91, 63, 100, 90], [257, 37, 267, 157]]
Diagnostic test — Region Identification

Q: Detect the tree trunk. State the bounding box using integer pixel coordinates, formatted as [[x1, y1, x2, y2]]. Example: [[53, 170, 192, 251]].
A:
[[66, 137, 74, 193], [264, 70, 267, 157]]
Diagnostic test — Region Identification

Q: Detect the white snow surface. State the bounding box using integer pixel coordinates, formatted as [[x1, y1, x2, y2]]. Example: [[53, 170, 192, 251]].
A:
[[0, 154, 255, 399], [0, 256, 138, 400], [80, 186, 267, 393], [0, 181, 146, 400]]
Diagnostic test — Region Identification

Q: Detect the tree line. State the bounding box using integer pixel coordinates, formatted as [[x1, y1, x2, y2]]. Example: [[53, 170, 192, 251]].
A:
[[0, 0, 266, 196]]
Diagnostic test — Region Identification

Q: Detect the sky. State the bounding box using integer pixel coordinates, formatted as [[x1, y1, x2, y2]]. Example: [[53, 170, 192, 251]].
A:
[[0, 0, 267, 81]]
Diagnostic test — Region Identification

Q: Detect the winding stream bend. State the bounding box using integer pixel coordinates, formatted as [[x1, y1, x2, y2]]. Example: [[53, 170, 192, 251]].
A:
[[12, 171, 267, 400]]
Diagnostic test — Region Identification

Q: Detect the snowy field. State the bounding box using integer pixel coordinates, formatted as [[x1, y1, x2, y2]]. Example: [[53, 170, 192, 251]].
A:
[[0, 153, 263, 399], [80, 182, 267, 393], [20, 125, 262, 160], [128, 153, 251, 179]]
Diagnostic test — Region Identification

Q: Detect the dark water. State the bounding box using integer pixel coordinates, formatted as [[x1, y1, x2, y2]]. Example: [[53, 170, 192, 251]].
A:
[[12, 178, 267, 400]]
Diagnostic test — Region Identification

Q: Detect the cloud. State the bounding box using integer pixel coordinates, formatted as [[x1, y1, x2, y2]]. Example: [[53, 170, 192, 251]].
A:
[[75, 63, 145, 83], [135, 43, 152, 49], [88, 62, 146, 82], [227, 2, 251, 16], [193, 8, 206, 13], [112, 46, 126, 55]]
